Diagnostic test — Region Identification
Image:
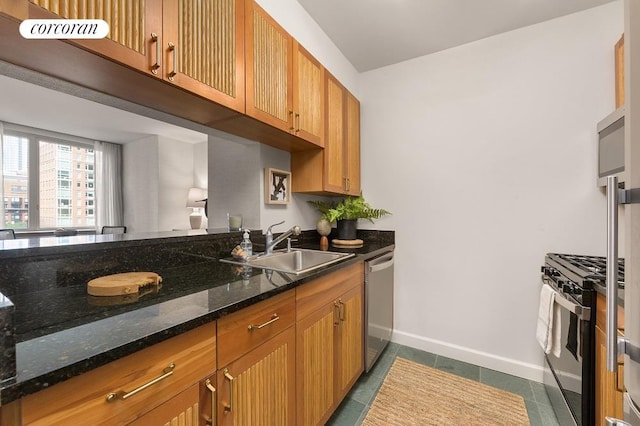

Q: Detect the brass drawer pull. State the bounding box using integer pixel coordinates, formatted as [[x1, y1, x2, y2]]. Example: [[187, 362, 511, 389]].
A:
[[168, 42, 177, 81], [223, 368, 235, 413], [248, 313, 280, 331], [151, 32, 160, 74], [334, 301, 341, 326], [205, 378, 217, 426], [106, 363, 175, 402]]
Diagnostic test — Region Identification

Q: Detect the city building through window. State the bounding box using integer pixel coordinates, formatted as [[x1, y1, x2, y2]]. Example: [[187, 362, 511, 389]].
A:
[[2, 127, 96, 230]]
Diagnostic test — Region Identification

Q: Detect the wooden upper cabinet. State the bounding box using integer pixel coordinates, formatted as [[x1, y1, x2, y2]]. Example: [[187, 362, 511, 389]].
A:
[[28, 0, 245, 112], [28, 0, 163, 77], [324, 73, 347, 193], [245, 0, 293, 132], [345, 91, 361, 195], [293, 42, 325, 146], [291, 72, 360, 195], [162, 0, 245, 112], [245, 0, 324, 146]]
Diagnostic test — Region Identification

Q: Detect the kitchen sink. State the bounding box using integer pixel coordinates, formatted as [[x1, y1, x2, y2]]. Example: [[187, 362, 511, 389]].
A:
[[220, 248, 355, 275]]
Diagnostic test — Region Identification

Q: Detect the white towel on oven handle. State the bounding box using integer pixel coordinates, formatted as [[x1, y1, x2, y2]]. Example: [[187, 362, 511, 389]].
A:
[[536, 283, 562, 357]]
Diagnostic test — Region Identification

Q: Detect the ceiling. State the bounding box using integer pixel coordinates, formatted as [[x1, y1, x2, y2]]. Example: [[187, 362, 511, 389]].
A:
[[297, 0, 618, 72]]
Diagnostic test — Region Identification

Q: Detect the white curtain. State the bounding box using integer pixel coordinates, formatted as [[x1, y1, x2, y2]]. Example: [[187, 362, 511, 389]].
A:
[[0, 122, 4, 228], [95, 141, 123, 231]]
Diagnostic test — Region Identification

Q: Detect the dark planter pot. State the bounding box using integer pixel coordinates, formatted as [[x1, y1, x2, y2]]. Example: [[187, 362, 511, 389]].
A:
[[337, 219, 358, 240]]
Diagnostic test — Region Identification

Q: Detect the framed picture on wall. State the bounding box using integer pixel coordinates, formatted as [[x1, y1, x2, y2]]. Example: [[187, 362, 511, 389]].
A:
[[264, 168, 291, 205]]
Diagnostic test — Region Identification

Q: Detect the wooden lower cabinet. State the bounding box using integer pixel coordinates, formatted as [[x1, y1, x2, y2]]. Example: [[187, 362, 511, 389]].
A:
[[595, 293, 624, 425], [2, 264, 367, 425], [20, 322, 216, 426], [216, 326, 296, 426], [296, 262, 364, 425]]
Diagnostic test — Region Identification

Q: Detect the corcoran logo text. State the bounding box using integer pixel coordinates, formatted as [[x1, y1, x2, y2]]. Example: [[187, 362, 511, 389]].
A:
[[19, 19, 109, 39]]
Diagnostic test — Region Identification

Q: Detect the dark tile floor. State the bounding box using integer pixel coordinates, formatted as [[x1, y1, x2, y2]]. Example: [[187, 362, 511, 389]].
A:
[[327, 343, 560, 426]]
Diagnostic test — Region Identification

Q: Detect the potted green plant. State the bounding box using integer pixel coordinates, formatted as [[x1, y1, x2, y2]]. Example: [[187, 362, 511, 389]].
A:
[[308, 193, 391, 240]]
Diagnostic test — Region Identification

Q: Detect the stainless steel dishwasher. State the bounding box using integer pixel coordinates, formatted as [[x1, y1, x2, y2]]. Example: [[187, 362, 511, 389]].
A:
[[364, 250, 394, 372]]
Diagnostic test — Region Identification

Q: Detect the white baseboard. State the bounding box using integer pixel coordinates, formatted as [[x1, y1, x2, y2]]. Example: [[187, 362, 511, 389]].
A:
[[391, 330, 545, 383]]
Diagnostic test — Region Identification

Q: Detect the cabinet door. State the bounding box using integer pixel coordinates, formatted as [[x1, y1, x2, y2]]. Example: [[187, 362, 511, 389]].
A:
[[345, 91, 361, 196], [334, 284, 364, 402], [217, 326, 296, 426], [128, 375, 216, 426], [323, 73, 347, 193], [595, 324, 624, 425], [162, 0, 245, 113], [296, 302, 336, 426], [28, 0, 163, 77], [292, 42, 324, 146], [245, 0, 293, 132]]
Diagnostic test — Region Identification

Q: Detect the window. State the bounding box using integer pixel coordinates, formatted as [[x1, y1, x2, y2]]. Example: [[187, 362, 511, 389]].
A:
[[1, 126, 98, 230]]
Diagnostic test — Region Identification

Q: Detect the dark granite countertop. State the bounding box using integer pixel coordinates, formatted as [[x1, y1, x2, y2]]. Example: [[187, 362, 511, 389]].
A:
[[0, 229, 394, 405]]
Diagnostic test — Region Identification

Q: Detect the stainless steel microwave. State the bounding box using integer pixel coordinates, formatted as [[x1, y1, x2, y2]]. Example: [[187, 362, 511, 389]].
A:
[[598, 107, 625, 187]]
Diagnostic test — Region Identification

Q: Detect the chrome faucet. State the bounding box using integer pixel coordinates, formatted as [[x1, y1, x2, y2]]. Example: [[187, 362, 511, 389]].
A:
[[264, 221, 301, 255]]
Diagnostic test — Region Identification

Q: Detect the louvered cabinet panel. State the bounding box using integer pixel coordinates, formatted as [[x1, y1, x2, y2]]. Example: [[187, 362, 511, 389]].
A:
[[296, 304, 335, 426], [29, 0, 162, 76], [335, 283, 364, 402], [163, 0, 245, 112], [345, 91, 361, 195], [129, 375, 216, 426], [292, 42, 324, 146], [217, 327, 296, 426], [245, 0, 292, 132], [323, 73, 346, 193]]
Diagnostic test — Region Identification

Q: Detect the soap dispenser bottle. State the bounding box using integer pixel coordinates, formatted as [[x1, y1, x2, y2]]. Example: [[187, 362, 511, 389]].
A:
[[240, 229, 252, 256]]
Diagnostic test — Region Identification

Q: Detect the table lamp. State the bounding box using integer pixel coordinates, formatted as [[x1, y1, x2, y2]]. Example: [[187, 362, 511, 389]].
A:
[[186, 187, 207, 229]]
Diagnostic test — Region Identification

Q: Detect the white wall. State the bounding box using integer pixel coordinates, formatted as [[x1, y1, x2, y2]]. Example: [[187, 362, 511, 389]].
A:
[[157, 136, 196, 231], [207, 135, 331, 233], [124, 136, 206, 232], [359, 2, 623, 381], [123, 136, 159, 233]]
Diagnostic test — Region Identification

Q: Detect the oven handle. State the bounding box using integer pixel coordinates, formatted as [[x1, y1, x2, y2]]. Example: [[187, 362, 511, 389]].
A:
[[606, 175, 619, 372], [553, 290, 591, 320]]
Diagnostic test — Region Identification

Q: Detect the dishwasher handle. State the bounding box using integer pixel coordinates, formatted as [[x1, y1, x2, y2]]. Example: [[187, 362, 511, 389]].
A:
[[368, 253, 394, 273]]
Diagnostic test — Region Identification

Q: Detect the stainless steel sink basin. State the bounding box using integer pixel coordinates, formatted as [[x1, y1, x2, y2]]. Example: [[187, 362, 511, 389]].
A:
[[220, 249, 354, 275]]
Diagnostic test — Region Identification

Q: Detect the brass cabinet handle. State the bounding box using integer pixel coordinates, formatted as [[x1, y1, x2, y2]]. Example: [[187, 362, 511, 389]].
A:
[[223, 368, 234, 413], [168, 42, 177, 81], [289, 110, 295, 132], [338, 299, 345, 322], [106, 363, 175, 402], [205, 378, 217, 426], [151, 32, 160, 74], [248, 313, 280, 331], [295, 113, 300, 133], [334, 301, 341, 326]]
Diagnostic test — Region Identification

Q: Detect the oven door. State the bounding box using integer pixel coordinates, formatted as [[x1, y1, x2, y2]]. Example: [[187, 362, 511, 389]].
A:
[[542, 288, 593, 426]]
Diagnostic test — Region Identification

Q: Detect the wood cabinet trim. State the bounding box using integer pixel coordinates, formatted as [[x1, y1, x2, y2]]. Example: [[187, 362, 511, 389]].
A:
[[217, 290, 296, 367]]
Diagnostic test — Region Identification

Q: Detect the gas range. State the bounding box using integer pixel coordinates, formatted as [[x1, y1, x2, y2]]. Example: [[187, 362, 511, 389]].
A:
[[543, 253, 625, 291]]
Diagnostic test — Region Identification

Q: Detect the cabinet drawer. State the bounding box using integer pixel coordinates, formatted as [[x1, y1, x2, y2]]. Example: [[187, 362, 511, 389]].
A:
[[22, 322, 216, 426], [217, 290, 296, 366], [296, 262, 363, 320]]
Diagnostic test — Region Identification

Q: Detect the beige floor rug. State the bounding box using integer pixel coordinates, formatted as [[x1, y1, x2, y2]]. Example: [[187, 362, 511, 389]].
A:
[[362, 357, 530, 426]]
